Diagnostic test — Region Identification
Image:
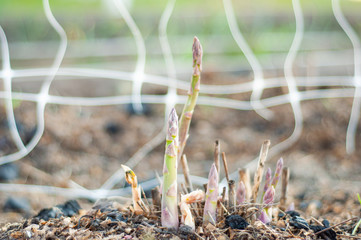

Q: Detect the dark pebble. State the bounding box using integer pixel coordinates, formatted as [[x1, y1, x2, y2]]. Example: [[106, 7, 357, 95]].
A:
[[57, 200, 81, 217], [34, 200, 81, 221], [310, 220, 337, 240], [290, 216, 309, 230], [225, 215, 249, 230], [0, 163, 19, 181], [106, 211, 126, 222], [104, 122, 123, 136], [35, 207, 63, 221], [278, 210, 300, 219], [3, 197, 31, 213], [125, 103, 152, 116], [178, 225, 197, 240]]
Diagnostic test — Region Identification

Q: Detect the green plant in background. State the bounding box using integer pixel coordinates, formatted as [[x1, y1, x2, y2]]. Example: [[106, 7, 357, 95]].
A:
[[161, 107, 179, 230], [352, 193, 361, 235]]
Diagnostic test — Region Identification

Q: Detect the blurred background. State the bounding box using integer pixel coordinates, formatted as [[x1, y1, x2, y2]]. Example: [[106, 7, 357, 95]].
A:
[[0, 0, 361, 223]]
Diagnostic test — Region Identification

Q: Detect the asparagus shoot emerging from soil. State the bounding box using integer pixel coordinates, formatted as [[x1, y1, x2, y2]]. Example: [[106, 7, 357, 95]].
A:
[[252, 140, 271, 203], [178, 37, 203, 162], [271, 157, 283, 188], [236, 181, 246, 205], [180, 190, 205, 230], [161, 108, 179, 230], [121, 164, 148, 215], [203, 163, 219, 225], [259, 186, 275, 224], [262, 167, 272, 198], [352, 193, 361, 235]]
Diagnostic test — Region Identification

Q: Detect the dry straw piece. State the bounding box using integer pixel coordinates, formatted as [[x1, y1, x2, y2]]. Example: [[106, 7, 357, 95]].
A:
[[280, 167, 290, 210]]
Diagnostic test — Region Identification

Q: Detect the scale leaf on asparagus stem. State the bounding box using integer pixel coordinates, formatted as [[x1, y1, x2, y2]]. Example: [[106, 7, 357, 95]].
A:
[[161, 108, 179, 230]]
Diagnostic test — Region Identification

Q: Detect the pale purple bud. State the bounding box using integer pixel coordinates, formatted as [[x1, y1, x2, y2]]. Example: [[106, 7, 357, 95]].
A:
[[258, 210, 271, 224], [271, 158, 283, 187], [263, 167, 272, 194], [263, 186, 275, 205], [203, 163, 219, 224], [286, 202, 295, 212], [192, 36, 203, 75], [236, 181, 246, 204]]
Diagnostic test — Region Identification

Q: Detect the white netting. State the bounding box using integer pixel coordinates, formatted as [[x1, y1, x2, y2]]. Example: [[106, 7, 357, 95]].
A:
[[0, 0, 360, 199]]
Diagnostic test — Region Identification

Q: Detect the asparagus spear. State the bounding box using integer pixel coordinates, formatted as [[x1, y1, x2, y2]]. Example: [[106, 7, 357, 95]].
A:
[[271, 158, 283, 188], [161, 108, 179, 230], [203, 163, 219, 225], [178, 37, 203, 162], [259, 186, 275, 224], [121, 164, 148, 215], [262, 167, 272, 199]]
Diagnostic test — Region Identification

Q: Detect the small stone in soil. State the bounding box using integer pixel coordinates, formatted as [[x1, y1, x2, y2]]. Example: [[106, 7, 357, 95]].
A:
[[104, 122, 123, 136], [289, 216, 309, 230], [35, 207, 63, 221], [225, 215, 249, 229], [278, 210, 300, 219], [106, 211, 127, 222], [178, 225, 197, 240], [57, 200, 81, 217], [34, 200, 81, 221], [309, 219, 336, 240], [0, 163, 19, 181], [3, 197, 31, 213]]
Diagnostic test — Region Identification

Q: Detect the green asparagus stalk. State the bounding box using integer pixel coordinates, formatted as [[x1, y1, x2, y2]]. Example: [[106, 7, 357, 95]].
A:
[[259, 186, 275, 224], [203, 163, 219, 225], [177, 36, 203, 162], [161, 107, 179, 230]]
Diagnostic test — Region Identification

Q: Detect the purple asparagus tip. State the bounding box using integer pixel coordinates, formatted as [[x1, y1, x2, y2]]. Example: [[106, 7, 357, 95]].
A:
[[258, 210, 271, 224], [263, 186, 275, 205], [167, 108, 178, 141], [203, 163, 219, 224], [271, 158, 283, 187], [192, 37, 203, 75], [263, 167, 272, 193]]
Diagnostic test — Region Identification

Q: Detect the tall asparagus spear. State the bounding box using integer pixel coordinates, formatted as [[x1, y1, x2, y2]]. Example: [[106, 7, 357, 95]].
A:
[[161, 108, 179, 230], [203, 163, 219, 225], [178, 37, 203, 162]]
